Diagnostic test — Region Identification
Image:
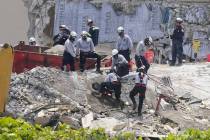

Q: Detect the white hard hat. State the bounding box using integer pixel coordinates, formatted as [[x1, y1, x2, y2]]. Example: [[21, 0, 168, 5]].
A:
[[87, 19, 93, 23], [117, 26, 124, 33], [59, 24, 67, 29], [112, 49, 119, 56], [70, 31, 77, 37], [81, 31, 89, 36], [176, 18, 183, 22], [29, 37, 36, 43]]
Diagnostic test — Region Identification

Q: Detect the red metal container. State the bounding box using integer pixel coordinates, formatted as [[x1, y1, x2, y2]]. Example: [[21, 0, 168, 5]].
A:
[[13, 44, 100, 73], [207, 54, 210, 62], [13, 51, 27, 73], [45, 54, 63, 69], [26, 53, 46, 70]]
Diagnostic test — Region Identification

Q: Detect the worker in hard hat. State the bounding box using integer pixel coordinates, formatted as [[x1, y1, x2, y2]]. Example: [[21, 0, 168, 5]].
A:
[[111, 49, 129, 77], [29, 37, 37, 46], [116, 26, 133, 62], [53, 25, 70, 46], [170, 18, 184, 66], [61, 31, 78, 72], [76, 31, 101, 73], [87, 19, 100, 47], [135, 37, 152, 73], [129, 66, 148, 117], [99, 70, 122, 101]]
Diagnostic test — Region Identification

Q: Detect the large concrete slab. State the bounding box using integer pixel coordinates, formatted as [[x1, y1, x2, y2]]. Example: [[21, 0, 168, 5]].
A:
[[149, 63, 210, 100]]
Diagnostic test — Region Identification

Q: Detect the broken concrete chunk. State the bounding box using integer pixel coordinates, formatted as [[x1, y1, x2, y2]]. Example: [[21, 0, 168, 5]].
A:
[[201, 98, 210, 109], [113, 122, 127, 131], [82, 112, 94, 128], [60, 116, 81, 129], [89, 117, 124, 132], [37, 110, 46, 118], [34, 116, 51, 126], [160, 99, 173, 111]]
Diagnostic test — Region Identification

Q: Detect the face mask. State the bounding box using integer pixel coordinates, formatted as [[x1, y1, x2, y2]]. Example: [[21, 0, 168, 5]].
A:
[[70, 37, 75, 42], [82, 36, 87, 40], [113, 55, 118, 59], [119, 32, 124, 37]]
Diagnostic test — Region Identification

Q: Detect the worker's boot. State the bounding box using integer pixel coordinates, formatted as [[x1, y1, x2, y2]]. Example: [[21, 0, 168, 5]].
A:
[[119, 100, 125, 110], [169, 63, 175, 66], [132, 103, 137, 110], [138, 112, 143, 120]]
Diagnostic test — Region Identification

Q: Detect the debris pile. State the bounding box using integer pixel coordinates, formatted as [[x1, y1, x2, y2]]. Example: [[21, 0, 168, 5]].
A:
[[7, 67, 90, 129], [6, 65, 210, 138]]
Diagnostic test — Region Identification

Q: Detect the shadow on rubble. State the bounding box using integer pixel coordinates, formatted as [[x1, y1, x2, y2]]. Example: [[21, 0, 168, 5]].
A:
[[86, 91, 122, 114], [91, 91, 119, 107]]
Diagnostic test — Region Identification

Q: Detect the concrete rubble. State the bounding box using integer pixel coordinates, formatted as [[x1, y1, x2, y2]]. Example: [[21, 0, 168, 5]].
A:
[[6, 63, 210, 138]]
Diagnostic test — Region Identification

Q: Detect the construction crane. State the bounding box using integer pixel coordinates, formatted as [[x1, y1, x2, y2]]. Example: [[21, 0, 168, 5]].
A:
[[0, 44, 14, 112]]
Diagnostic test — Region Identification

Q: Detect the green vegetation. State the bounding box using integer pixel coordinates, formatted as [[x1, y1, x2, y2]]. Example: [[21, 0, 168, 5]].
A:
[[0, 117, 141, 140], [1, 117, 210, 140], [164, 129, 210, 140]]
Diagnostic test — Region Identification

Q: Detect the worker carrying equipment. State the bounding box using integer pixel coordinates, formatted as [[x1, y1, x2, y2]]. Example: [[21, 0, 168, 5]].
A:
[[0, 44, 14, 112], [61, 31, 78, 72], [129, 66, 148, 116], [116, 26, 133, 62], [53, 25, 70, 46], [111, 49, 129, 77], [87, 19, 100, 47], [76, 31, 101, 73], [135, 37, 152, 73]]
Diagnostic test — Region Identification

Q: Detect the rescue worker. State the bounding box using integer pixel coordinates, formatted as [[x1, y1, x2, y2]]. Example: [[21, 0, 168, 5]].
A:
[[170, 18, 184, 66], [76, 31, 101, 73], [111, 49, 129, 77], [116, 26, 133, 62], [129, 67, 148, 116], [135, 37, 152, 73], [61, 31, 77, 72], [29, 37, 37, 46], [87, 19, 100, 47], [99, 70, 121, 102], [53, 25, 70, 46]]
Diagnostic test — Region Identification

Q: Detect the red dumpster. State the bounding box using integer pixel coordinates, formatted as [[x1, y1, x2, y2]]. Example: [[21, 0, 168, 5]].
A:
[[13, 51, 27, 73], [12, 43, 102, 73], [45, 55, 62, 69], [207, 54, 210, 62], [26, 53, 46, 70]]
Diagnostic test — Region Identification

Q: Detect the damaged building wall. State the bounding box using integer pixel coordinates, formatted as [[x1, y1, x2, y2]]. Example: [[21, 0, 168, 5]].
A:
[[22, 0, 55, 46], [54, 0, 163, 42], [24, 0, 210, 58], [162, 2, 210, 59]]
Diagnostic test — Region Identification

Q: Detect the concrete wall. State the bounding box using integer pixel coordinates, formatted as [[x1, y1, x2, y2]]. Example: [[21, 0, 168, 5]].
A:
[[53, 0, 210, 58], [54, 0, 163, 43]]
